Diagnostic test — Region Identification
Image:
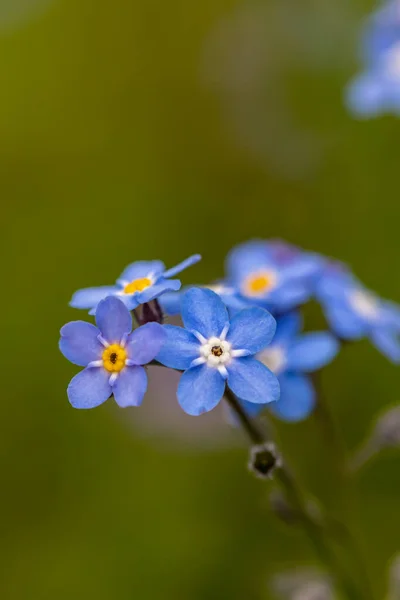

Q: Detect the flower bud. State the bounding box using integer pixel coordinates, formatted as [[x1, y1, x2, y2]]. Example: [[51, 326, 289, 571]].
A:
[[248, 443, 281, 479]]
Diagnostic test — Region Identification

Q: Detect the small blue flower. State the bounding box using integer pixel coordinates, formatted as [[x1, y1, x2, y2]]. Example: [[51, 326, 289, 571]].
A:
[[347, 1, 400, 117], [243, 312, 339, 422], [59, 296, 166, 409], [156, 288, 280, 416], [316, 262, 400, 362], [226, 239, 323, 314], [160, 283, 249, 316], [70, 254, 201, 314]]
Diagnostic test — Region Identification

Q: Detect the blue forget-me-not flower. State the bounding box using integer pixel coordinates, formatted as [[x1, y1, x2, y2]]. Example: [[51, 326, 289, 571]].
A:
[[225, 239, 323, 314], [70, 254, 201, 314], [242, 312, 339, 422], [160, 282, 249, 316], [156, 287, 280, 416], [347, 0, 400, 117], [60, 296, 166, 409], [316, 262, 400, 362]]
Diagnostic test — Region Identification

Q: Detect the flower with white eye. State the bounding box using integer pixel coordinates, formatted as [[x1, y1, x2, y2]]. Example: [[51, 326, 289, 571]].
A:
[[240, 312, 338, 423], [156, 288, 280, 416], [316, 261, 400, 363], [59, 296, 166, 409]]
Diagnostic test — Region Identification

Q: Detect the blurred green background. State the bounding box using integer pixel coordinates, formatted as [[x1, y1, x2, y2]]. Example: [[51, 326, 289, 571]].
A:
[[2, 0, 400, 598]]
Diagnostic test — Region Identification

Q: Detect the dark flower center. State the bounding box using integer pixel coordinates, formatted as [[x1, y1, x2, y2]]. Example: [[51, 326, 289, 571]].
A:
[[211, 345, 223, 357], [110, 352, 118, 364]]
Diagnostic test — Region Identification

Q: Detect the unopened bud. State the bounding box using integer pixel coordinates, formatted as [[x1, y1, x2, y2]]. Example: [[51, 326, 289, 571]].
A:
[[271, 570, 334, 600], [248, 443, 281, 479], [349, 406, 400, 472], [388, 554, 400, 600], [374, 406, 400, 448]]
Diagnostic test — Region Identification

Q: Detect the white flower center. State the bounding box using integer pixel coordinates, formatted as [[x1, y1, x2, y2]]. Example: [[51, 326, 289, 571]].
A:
[[200, 337, 232, 367], [258, 346, 286, 374], [385, 41, 400, 79], [349, 289, 379, 320]]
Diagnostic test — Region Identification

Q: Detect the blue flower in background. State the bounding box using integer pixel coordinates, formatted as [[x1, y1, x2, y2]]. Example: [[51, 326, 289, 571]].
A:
[[70, 254, 201, 314], [242, 312, 339, 422], [59, 296, 166, 409], [156, 288, 280, 416], [226, 239, 323, 314], [347, 0, 400, 117], [160, 282, 249, 316], [316, 262, 400, 362]]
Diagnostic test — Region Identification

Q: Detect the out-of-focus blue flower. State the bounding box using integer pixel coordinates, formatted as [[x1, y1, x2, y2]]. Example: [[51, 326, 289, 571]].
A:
[[242, 312, 339, 422], [226, 239, 323, 314], [160, 283, 249, 316], [70, 255, 201, 314], [156, 287, 280, 416], [347, 1, 400, 117], [316, 262, 400, 362], [59, 296, 166, 409]]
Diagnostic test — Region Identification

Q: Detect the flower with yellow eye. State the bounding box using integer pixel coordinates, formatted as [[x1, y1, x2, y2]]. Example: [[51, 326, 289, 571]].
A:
[[69, 255, 201, 314], [226, 240, 323, 313], [59, 296, 166, 409]]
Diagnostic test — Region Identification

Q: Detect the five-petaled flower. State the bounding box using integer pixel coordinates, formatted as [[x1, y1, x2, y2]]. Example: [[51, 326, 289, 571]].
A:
[[59, 296, 166, 408], [241, 312, 339, 422], [70, 254, 201, 314], [316, 262, 400, 362], [156, 288, 280, 416], [225, 239, 323, 314]]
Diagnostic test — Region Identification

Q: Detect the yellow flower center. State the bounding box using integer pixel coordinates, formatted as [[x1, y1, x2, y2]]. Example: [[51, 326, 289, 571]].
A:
[[243, 271, 277, 297], [123, 277, 152, 295], [102, 344, 128, 372]]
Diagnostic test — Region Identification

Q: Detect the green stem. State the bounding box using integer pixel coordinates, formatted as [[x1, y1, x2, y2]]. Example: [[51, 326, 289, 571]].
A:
[[224, 388, 361, 600]]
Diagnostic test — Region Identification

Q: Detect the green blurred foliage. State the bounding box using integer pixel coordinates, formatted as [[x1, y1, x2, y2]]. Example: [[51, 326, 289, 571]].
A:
[[1, 0, 400, 598]]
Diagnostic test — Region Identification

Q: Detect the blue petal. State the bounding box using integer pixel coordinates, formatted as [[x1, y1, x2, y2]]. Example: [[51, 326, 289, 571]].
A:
[[322, 301, 367, 340], [113, 366, 148, 407], [346, 73, 385, 118], [226, 307, 276, 354], [95, 296, 132, 343], [268, 283, 311, 311], [227, 357, 280, 404], [163, 254, 202, 278], [371, 329, 400, 363], [159, 291, 183, 315], [181, 288, 229, 338], [177, 365, 225, 416], [126, 322, 166, 365], [286, 332, 339, 372], [156, 325, 200, 370], [70, 286, 118, 310], [273, 312, 302, 343], [282, 253, 324, 280], [67, 367, 111, 409], [240, 399, 265, 418], [136, 278, 181, 304], [380, 301, 400, 331], [119, 260, 165, 283], [269, 373, 316, 422], [226, 240, 272, 284], [59, 321, 103, 366]]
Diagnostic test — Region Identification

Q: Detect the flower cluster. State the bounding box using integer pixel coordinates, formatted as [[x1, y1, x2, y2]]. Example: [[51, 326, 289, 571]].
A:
[[59, 240, 399, 422], [346, 0, 400, 117]]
